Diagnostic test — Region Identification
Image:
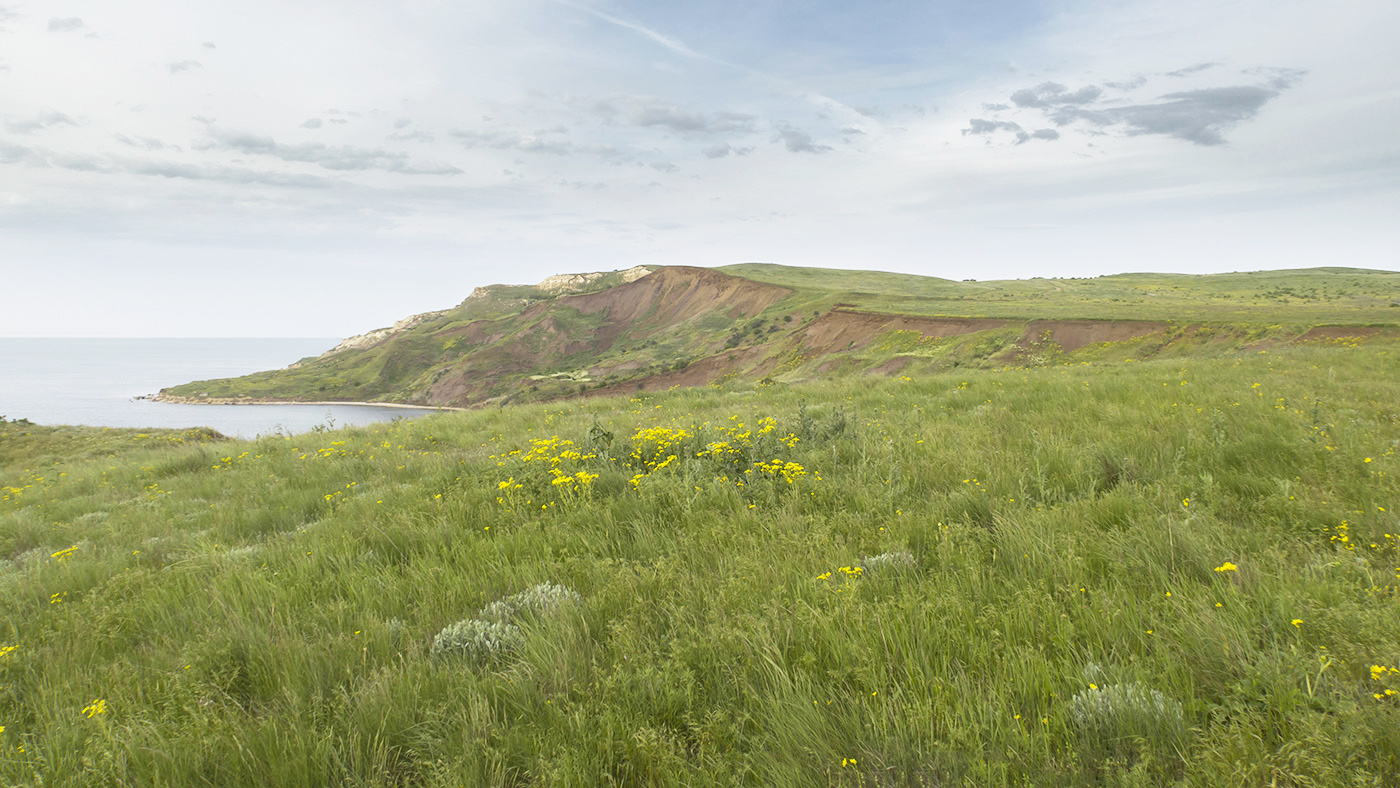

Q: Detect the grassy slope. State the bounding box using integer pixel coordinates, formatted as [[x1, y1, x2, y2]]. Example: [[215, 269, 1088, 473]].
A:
[[160, 265, 1400, 410], [721, 263, 1400, 324], [4, 338, 1399, 786]]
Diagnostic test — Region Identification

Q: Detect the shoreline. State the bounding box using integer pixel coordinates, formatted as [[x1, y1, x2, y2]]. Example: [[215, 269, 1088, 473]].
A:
[[140, 394, 466, 412]]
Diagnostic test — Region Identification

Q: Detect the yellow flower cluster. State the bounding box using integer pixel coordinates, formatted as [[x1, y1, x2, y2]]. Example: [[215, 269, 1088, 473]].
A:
[[82, 699, 107, 718], [1213, 561, 1238, 573], [492, 435, 600, 509], [750, 459, 808, 484], [1371, 664, 1400, 701]]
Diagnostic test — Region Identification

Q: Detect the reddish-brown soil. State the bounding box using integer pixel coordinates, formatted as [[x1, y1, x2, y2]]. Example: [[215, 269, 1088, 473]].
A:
[[797, 311, 1010, 355], [564, 266, 790, 331], [1021, 319, 1168, 352]]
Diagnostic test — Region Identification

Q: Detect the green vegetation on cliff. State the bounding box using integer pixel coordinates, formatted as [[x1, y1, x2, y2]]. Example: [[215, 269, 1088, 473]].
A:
[[4, 335, 1400, 785], [158, 265, 1400, 410]]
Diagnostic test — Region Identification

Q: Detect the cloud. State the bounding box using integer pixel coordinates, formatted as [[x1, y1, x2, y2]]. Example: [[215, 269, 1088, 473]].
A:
[[388, 129, 434, 143], [47, 17, 85, 32], [775, 128, 832, 154], [962, 118, 1023, 136], [451, 128, 573, 155], [994, 69, 1303, 146], [1010, 82, 1103, 109], [649, 161, 678, 173], [0, 141, 332, 187], [1050, 86, 1284, 145], [1104, 76, 1147, 91], [393, 118, 412, 129], [167, 60, 201, 74], [982, 103, 1011, 112], [1247, 66, 1307, 90], [206, 128, 463, 174], [1165, 62, 1218, 78], [202, 41, 216, 49], [962, 119, 1059, 145], [6, 112, 77, 134], [587, 97, 756, 135], [114, 133, 178, 151], [300, 118, 323, 129], [0, 5, 19, 30]]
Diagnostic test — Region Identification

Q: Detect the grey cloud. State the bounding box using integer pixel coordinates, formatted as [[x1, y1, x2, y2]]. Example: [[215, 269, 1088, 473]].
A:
[[962, 119, 1057, 145], [649, 161, 678, 173], [775, 128, 832, 154], [982, 103, 1011, 111], [999, 69, 1301, 145], [839, 127, 866, 136], [588, 97, 756, 135], [701, 142, 755, 158], [300, 118, 323, 129], [0, 142, 40, 164], [190, 115, 216, 125], [123, 160, 330, 188], [388, 129, 434, 143], [1050, 85, 1282, 145], [1010, 82, 1103, 109], [451, 128, 573, 155], [1104, 76, 1147, 91], [6, 112, 77, 134], [962, 118, 1022, 136], [393, 118, 412, 129], [114, 133, 177, 151], [1247, 66, 1307, 90], [168, 60, 201, 74], [574, 143, 629, 162], [0, 141, 331, 187], [328, 118, 348, 125], [47, 17, 85, 32], [202, 41, 216, 49], [208, 128, 463, 173], [1166, 62, 1218, 78], [0, 5, 18, 30]]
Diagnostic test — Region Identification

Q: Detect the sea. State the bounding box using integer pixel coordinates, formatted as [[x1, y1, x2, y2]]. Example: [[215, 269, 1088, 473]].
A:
[[0, 338, 446, 439]]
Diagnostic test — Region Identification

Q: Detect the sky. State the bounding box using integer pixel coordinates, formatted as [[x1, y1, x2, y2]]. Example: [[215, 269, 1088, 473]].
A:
[[1, 0, 1397, 337]]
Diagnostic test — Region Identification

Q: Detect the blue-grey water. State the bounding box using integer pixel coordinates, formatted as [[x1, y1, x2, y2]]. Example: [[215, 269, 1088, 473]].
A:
[[0, 339, 446, 439]]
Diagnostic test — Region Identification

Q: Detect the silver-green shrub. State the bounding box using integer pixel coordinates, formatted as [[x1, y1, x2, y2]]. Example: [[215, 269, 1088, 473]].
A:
[[860, 551, 916, 572], [430, 618, 521, 662], [478, 582, 582, 622], [1068, 682, 1185, 745], [433, 583, 581, 662]]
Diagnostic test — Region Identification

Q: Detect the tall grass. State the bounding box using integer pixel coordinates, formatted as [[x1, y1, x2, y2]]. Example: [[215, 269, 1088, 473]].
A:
[[3, 340, 1398, 786]]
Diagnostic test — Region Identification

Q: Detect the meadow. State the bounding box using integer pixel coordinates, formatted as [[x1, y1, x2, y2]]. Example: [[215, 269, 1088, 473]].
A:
[[2, 336, 1398, 786]]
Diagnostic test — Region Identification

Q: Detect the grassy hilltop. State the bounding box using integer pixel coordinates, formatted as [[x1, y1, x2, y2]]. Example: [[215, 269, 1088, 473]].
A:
[[3, 322, 1400, 784], [156, 264, 1400, 409]]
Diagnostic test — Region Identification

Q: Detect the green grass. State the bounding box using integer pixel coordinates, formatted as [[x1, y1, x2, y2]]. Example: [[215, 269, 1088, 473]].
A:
[[721, 263, 1400, 325], [3, 340, 1399, 786]]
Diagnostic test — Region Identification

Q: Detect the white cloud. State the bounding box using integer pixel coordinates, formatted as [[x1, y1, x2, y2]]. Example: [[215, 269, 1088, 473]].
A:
[[0, 0, 1395, 336]]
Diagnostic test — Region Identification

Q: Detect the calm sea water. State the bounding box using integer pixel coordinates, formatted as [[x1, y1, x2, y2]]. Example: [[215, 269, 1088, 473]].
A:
[[0, 339, 446, 439]]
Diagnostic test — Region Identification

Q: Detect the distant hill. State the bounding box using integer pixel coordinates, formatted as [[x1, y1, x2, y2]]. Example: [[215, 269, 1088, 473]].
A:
[[157, 264, 1400, 408]]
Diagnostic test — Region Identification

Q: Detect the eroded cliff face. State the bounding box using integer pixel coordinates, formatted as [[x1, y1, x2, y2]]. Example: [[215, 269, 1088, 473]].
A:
[[322, 266, 656, 359]]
